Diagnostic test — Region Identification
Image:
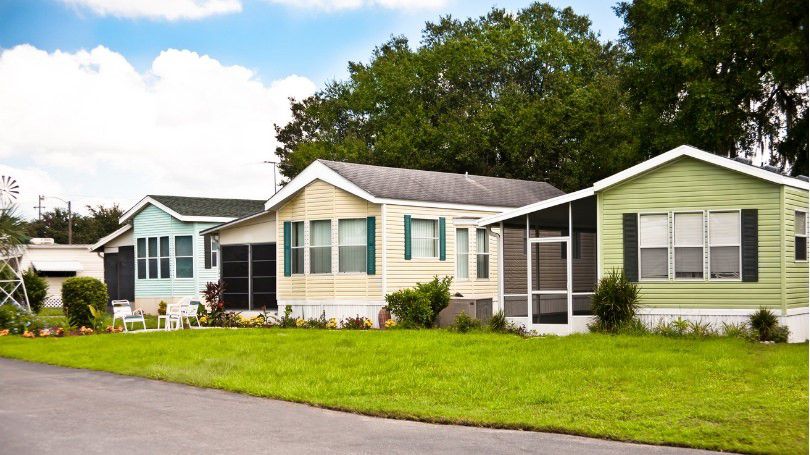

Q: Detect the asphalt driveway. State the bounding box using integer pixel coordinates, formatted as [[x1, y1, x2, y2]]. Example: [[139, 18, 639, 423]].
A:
[[0, 358, 721, 454]]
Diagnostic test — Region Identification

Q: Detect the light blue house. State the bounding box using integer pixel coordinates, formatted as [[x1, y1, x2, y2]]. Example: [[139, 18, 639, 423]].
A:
[[100, 195, 265, 313]]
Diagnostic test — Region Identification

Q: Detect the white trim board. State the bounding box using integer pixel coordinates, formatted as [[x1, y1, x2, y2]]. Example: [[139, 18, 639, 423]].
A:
[[477, 188, 595, 226], [199, 209, 273, 235], [89, 224, 132, 252]]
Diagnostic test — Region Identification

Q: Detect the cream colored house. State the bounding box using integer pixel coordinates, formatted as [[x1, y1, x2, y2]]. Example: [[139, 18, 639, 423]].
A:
[[202, 160, 564, 323], [19, 241, 104, 307]]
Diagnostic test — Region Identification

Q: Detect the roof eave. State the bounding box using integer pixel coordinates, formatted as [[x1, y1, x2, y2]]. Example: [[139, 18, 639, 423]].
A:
[[477, 188, 596, 226]]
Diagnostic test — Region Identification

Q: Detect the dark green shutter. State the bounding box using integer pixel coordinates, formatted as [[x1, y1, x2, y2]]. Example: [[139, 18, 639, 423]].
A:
[[283, 221, 291, 277], [367, 216, 376, 275], [203, 234, 212, 269], [404, 215, 412, 260], [439, 217, 446, 260], [741, 209, 758, 282], [623, 213, 638, 282]]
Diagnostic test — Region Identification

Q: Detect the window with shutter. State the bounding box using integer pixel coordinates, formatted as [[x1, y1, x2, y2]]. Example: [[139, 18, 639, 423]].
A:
[[709, 211, 741, 279], [674, 212, 703, 279], [638, 213, 669, 279], [476, 228, 489, 279], [412, 218, 439, 258], [338, 218, 367, 273], [795, 211, 807, 261], [309, 220, 332, 274], [290, 221, 305, 275], [456, 228, 469, 279]]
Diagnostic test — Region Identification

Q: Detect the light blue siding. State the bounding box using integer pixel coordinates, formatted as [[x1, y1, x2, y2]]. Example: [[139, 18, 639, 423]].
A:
[[133, 205, 220, 298]]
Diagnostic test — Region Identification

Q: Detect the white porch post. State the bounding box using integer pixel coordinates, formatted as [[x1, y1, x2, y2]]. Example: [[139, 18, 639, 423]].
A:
[[498, 221, 504, 313], [525, 214, 531, 324], [567, 202, 573, 329]]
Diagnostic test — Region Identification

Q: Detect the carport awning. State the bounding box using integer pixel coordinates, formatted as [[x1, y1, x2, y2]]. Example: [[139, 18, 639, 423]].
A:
[[31, 261, 83, 273]]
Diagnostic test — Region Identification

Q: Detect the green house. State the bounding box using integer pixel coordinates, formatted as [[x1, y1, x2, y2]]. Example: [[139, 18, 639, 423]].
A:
[[479, 145, 809, 341]]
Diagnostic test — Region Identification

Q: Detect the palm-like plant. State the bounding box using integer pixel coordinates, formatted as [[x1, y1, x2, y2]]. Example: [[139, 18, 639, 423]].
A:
[[0, 205, 28, 256]]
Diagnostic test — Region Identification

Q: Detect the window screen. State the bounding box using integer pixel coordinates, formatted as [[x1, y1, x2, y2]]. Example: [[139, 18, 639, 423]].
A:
[[639, 214, 668, 279], [309, 220, 332, 274], [290, 221, 304, 274], [476, 228, 489, 279], [709, 211, 740, 279], [174, 235, 193, 278], [412, 219, 438, 258], [796, 211, 807, 261], [339, 219, 366, 273], [456, 228, 469, 279], [674, 212, 703, 279]]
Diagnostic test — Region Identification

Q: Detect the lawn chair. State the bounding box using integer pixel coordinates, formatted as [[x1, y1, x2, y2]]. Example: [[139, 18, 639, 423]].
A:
[[111, 300, 146, 332], [159, 303, 183, 331], [181, 299, 203, 328]]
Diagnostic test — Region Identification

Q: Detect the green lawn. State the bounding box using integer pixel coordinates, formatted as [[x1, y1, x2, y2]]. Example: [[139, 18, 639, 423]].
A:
[[0, 330, 806, 454]]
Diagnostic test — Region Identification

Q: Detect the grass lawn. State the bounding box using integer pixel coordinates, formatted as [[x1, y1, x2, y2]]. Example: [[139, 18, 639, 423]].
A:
[[0, 330, 806, 454]]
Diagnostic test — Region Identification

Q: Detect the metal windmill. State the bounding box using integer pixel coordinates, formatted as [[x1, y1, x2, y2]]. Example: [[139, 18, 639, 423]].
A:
[[0, 175, 30, 311]]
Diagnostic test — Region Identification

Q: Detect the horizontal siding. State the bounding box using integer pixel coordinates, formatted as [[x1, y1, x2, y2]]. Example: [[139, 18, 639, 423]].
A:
[[384, 205, 499, 302], [784, 186, 809, 308], [276, 180, 382, 301], [599, 157, 784, 309]]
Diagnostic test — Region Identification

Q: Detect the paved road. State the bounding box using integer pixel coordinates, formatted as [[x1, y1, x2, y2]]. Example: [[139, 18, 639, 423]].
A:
[[0, 358, 721, 454]]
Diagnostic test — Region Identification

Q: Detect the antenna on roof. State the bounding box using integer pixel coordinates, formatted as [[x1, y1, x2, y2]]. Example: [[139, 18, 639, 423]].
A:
[[263, 161, 279, 195]]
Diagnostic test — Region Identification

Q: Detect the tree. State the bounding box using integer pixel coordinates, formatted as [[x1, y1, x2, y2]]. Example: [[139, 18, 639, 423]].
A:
[[26, 204, 123, 244], [275, 3, 638, 191], [616, 0, 808, 175], [0, 206, 28, 254]]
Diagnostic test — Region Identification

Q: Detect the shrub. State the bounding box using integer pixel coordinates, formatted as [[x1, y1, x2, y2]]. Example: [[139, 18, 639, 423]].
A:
[[488, 310, 507, 332], [770, 325, 790, 343], [158, 301, 167, 316], [591, 269, 638, 332], [385, 288, 433, 328], [749, 308, 778, 341], [278, 305, 297, 328], [0, 304, 46, 335], [61, 277, 108, 328], [451, 312, 481, 333], [21, 269, 48, 314], [415, 276, 453, 323], [616, 318, 649, 336], [341, 315, 373, 329], [720, 321, 753, 340]]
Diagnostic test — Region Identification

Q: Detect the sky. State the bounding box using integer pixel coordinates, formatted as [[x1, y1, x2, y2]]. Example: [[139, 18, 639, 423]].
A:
[[0, 0, 624, 219]]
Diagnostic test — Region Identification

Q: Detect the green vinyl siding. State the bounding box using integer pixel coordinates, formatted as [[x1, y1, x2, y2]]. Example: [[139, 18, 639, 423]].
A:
[[599, 157, 786, 310], [784, 186, 809, 309], [133, 204, 220, 298]]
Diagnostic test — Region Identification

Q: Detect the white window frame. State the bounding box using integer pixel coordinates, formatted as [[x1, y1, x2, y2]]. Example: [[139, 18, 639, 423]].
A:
[[210, 235, 219, 268], [456, 228, 469, 280], [411, 217, 439, 259], [137, 236, 170, 280], [338, 218, 367, 274], [308, 219, 333, 274], [795, 209, 808, 262], [672, 211, 705, 280], [174, 235, 194, 279], [476, 227, 490, 280], [637, 212, 670, 281], [707, 209, 742, 281], [290, 220, 305, 275]]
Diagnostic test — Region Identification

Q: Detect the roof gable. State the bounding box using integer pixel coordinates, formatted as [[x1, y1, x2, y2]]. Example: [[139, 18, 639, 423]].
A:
[[121, 195, 265, 224]]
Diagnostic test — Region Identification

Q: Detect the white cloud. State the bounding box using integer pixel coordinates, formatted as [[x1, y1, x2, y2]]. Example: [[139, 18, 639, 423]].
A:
[[60, 0, 242, 20], [265, 0, 449, 12], [0, 45, 316, 218]]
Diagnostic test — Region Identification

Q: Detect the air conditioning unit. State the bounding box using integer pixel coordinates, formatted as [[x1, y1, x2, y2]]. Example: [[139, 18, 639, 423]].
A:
[[30, 238, 55, 245], [437, 297, 493, 327]]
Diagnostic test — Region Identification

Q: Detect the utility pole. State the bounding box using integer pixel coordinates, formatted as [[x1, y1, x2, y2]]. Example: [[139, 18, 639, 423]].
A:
[[67, 200, 72, 245], [34, 195, 44, 220]]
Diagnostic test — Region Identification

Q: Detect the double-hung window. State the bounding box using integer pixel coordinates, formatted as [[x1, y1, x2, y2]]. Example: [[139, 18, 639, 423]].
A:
[[174, 235, 194, 278], [210, 235, 219, 268], [795, 211, 807, 261], [137, 236, 169, 279], [290, 221, 305, 274], [338, 219, 367, 273], [309, 220, 332, 274], [476, 228, 489, 279], [456, 228, 469, 279], [638, 213, 669, 279], [673, 212, 703, 279], [709, 211, 740, 279], [412, 218, 438, 258]]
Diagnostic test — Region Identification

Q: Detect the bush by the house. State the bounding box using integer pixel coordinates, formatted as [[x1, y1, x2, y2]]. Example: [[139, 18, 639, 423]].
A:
[[202, 280, 227, 326], [158, 300, 167, 316], [415, 276, 453, 324], [590, 269, 639, 332], [22, 269, 48, 314], [451, 312, 481, 333], [341, 315, 373, 329], [0, 304, 48, 335], [61, 277, 108, 328], [277, 305, 297, 328], [385, 288, 433, 328], [749, 308, 790, 343]]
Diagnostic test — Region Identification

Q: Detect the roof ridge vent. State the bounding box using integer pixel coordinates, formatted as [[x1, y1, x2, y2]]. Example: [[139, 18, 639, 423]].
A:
[[798, 175, 809, 182], [760, 164, 781, 174], [733, 156, 752, 165]]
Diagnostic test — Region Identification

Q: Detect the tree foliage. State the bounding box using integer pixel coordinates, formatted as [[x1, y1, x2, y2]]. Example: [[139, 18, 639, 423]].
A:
[[616, 0, 808, 175], [276, 3, 638, 191], [26, 204, 123, 244]]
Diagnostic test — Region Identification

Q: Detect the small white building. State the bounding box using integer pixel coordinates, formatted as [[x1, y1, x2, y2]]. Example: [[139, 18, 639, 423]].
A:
[[19, 239, 104, 307]]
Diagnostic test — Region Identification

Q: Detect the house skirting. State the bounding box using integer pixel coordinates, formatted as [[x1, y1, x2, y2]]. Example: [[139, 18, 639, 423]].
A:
[[278, 299, 386, 327], [636, 307, 809, 343]]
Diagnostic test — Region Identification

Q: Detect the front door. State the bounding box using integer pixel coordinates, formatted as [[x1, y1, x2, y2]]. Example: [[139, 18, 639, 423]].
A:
[[529, 237, 570, 334]]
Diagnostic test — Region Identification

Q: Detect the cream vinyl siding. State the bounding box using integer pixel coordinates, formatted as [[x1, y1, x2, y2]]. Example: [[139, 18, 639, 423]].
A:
[[599, 156, 786, 309], [218, 212, 276, 245], [384, 204, 499, 302], [784, 186, 809, 309], [276, 180, 382, 301], [19, 245, 103, 301]]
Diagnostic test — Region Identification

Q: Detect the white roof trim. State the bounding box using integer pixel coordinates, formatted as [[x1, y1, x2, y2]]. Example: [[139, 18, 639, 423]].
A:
[[477, 188, 596, 226], [263, 161, 516, 213], [200, 210, 273, 235], [119, 196, 236, 224], [89, 224, 132, 252], [593, 145, 810, 191]]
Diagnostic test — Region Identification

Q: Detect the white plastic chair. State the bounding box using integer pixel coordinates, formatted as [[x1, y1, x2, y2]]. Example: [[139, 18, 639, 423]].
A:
[[159, 303, 183, 331], [181, 299, 203, 328], [111, 300, 146, 332]]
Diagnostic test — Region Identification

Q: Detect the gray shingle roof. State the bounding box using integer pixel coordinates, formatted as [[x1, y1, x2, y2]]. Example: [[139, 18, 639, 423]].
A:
[[148, 195, 265, 218], [318, 160, 564, 208]]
